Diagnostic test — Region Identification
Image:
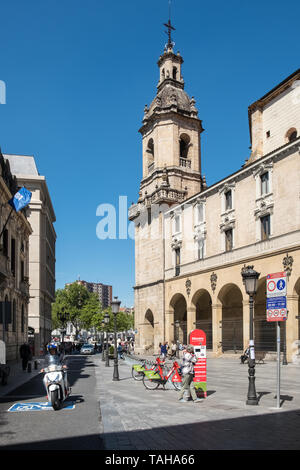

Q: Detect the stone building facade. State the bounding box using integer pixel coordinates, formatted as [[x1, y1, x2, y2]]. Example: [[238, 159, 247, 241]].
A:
[[5, 154, 56, 356], [0, 152, 32, 362], [129, 37, 300, 361]]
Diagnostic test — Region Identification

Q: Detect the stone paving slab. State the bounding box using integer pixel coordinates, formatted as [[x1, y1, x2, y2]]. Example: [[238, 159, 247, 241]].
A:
[[96, 355, 300, 450]]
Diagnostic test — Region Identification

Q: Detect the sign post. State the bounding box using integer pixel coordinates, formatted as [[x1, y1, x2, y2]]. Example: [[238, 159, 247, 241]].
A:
[[189, 329, 207, 398], [266, 271, 287, 409]]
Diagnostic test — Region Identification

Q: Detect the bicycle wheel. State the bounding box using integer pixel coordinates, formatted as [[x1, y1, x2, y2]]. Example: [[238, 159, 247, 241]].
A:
[[173, 380, 182, 391], [143, 375, 160, 390], [131, 367, 144, 381]]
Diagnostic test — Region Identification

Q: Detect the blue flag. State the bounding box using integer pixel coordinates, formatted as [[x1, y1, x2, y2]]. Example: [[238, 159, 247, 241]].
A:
[[8, 187, 32, 212]]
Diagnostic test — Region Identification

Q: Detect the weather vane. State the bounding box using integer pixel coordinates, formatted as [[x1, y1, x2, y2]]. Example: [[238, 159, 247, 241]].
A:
[[163, 0, 175, 49]]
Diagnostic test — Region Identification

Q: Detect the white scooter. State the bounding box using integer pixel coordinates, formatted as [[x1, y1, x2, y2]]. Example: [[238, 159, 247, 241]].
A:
[[43, 364, 71, 410]]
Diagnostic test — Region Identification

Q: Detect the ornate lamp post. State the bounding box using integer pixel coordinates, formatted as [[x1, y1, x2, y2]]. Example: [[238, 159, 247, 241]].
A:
[[241, 265, 260, 405], [111, 297, 121, 381], [101, 319, 105, 362], [104, 312, 110, 367]]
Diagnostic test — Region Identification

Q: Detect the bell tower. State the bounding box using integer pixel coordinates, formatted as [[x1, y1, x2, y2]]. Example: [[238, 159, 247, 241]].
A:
[[129, 19, 205, 354]]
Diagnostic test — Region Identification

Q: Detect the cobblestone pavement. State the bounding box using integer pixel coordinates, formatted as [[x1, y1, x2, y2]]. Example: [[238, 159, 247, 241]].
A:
[[96, 355, 300, 450]]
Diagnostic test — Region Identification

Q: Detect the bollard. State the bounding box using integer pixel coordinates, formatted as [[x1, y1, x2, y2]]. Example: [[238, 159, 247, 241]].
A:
[[34, 360, 38, 370], [27, 362, 32, 373]]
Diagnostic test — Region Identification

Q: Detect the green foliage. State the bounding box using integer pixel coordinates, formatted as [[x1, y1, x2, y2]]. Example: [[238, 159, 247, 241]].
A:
[[51, 283, 134, 337]]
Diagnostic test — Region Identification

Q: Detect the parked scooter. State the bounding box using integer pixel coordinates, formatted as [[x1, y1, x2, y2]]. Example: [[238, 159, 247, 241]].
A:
[[42, 364, 71, 410]]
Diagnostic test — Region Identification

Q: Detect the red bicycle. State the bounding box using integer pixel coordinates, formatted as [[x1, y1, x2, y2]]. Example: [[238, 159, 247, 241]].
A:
[[142, 359, 182, 391], [131, 357, 166, 381]]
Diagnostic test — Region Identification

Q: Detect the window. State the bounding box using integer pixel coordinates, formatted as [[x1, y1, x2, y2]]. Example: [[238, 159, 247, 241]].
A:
[[175, 248, 180, 276], [21, 260, 25, 282], [179, 134, 190, 159], [261, 215, 271, 240], [172, 67, 177, 80], [225, 190, 232, 211], [11, 238, 16, 276], [3, 229, 8, 257], [266, 130, 270, 138], [260, 172, 269, 195], [21, 304, 25, 333], [197, 238, 204, 260], [197, 203, 204, 223], [174, 214, 181, 233], [288, 130, 297, 142], [225, 229, 233, 252], [286, 128, 298, 143], [147, 208, 151, 225], [12, 300, 16, 332]]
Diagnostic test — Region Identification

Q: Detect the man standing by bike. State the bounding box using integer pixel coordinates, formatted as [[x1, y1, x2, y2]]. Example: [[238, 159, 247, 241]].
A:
[[178, 346, 203, 403]]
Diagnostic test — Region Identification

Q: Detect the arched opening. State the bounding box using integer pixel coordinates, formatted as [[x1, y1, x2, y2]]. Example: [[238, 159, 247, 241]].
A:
[[147, 138, 154, 170], [285, 127, 298, 143], [170, 294, 187, 345], [172, 66, 177, 80], [192, 289, 212, 349], [294, 278, 300, 343], [179, 133, 190, 159], [218, 284, 243, 352], [144, 309, 155, 348], [254, 277, 282, 352]]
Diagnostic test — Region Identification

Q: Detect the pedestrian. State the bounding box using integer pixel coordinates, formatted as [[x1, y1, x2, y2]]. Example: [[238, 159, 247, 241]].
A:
[[160, 342, 168, 360], [178, 346, 203, 403], [19, 342, 32, 371], [240, 346, 250, 364], [170, 342, 177, 358], [117, 343, 124, 359]]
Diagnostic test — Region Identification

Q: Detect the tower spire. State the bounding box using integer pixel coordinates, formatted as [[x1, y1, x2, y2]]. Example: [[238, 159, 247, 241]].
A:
[[163, 0, 175, 50]]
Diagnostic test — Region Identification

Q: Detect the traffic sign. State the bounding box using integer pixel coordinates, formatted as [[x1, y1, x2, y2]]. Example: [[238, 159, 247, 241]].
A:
[[266, 272, 287, 297], [267, 308, 287, 322], [266, 296, 286, 310]]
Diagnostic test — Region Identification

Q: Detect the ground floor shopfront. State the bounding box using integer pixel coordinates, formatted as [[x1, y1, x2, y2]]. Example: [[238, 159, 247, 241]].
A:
[[135, 249, 300, 362]]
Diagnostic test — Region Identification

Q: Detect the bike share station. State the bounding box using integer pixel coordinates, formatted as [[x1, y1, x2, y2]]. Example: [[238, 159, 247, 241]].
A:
[[189, 329, 207, 398]]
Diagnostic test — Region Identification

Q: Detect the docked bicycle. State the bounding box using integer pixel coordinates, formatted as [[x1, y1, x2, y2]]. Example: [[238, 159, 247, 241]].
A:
[[142, 359, 182, 391], [131, 357, 165, 381]]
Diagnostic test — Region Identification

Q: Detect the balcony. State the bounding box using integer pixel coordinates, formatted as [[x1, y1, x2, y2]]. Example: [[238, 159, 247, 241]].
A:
[[179, 158, 191, 169]]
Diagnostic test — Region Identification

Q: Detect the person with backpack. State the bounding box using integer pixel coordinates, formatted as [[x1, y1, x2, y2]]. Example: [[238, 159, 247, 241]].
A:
[[178, 346, 203, 403]]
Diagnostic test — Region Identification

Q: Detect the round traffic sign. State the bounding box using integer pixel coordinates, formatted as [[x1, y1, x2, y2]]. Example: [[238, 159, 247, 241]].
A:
[[267, 280, 276, 292]]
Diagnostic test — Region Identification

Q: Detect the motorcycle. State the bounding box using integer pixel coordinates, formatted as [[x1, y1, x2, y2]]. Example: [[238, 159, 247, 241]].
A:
[[43, 364, 71, 410]]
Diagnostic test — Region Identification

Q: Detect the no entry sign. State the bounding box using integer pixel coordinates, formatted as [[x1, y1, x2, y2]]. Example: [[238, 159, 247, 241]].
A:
[[189, 329, 207, 398]]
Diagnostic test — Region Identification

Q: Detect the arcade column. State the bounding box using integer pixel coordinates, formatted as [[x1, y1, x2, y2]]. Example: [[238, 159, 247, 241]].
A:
[[212, 303, 222, 357]]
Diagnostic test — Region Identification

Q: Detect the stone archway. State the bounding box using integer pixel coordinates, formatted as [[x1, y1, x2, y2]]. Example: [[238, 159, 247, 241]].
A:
[[170, 294, 187, 345], [192, 289, 212, 349], [254, 277, 279, 352], [218, 283, 243, 352]]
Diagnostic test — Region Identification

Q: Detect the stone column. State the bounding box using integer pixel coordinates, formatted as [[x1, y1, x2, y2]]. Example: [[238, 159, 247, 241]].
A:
[[165, 308, 174, 345], [286, 294, 299, 363], [212, 303, 222, 357], [187, 306, 196, 344]]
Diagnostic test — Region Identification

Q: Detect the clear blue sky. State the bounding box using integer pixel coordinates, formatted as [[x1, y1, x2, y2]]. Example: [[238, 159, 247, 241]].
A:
[[0, 0, 299, 307]]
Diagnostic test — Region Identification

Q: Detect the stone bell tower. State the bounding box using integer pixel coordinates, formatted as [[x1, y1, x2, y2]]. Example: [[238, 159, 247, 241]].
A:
[[129, 20, 205, 353]]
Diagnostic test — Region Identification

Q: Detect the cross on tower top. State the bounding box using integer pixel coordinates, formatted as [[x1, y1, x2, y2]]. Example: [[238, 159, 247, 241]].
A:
[[163, 0, 175, 49]]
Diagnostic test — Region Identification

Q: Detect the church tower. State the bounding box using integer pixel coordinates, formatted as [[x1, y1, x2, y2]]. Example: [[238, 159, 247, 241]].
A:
[[129, 20, 205, 353]]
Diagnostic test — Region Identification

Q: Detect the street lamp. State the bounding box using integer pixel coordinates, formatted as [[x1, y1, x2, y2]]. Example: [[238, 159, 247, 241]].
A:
[[104, 312, 110, 367], [175, 319, 180, 358], [101, 319, 105, 362], [241, 265, 260, 405], [111, 296, 121, 381], [58, 307, 67, 353]]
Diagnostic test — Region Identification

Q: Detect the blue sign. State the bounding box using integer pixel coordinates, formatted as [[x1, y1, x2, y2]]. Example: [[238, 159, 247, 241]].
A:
[[8, 402, 75, 412], [266, 296, 287, 309], [277, 279, 286, 291]]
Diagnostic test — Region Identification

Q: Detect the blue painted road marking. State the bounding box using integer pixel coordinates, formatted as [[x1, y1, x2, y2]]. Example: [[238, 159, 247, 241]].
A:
[[8, 402, 75, 412]]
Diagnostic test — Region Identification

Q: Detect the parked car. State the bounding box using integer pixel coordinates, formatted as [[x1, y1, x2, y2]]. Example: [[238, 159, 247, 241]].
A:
[[80, 343, 95, 355]]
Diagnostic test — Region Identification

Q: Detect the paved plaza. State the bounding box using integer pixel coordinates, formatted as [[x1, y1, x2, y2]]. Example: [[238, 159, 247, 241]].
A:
[[96, 354, 300, 450]]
